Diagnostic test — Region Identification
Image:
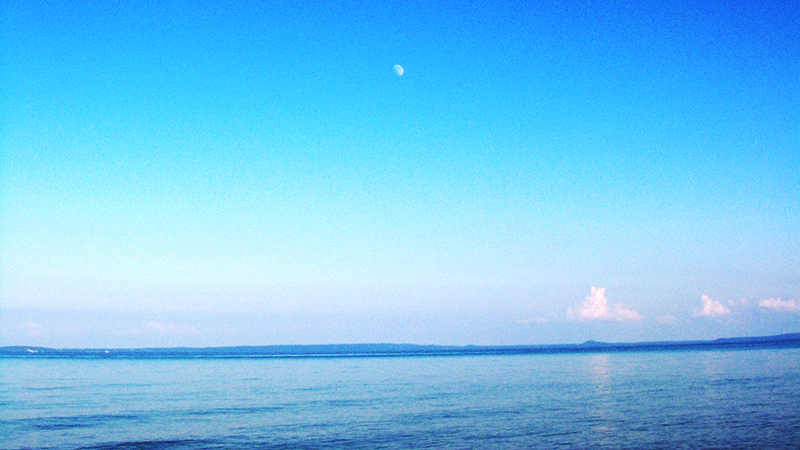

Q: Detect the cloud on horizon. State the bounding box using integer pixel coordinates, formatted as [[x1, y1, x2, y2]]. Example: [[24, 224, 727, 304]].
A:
[[759, 298, 799, 313], [656, 315, 679, 325], [567, 287, 642, 322], [516, 317, 551, 325], [19, 321, 42, 338], [695, 295, 731, 317], [142, 321, 201, 336]]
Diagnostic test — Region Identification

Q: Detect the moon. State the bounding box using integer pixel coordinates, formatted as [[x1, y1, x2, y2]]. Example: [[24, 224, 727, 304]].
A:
[[393, 65, 404, 76]]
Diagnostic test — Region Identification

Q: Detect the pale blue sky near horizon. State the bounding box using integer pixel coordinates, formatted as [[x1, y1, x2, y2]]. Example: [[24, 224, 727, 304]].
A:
[[2, 0, 799, 347]]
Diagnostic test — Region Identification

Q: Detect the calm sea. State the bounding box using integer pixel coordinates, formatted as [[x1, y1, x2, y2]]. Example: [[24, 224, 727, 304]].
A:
[[2, 347, 799, 449]]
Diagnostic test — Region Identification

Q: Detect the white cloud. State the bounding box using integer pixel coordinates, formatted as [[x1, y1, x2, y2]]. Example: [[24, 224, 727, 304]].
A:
[[567, 287, 642, 322], [143, 321, 201, 336], [19, 321, 42, 338], [517, 317, 550, 325], [725, 298, 748, 307], [759, 298, 799, 313], [656, 315, 679, 325], [695, 295, 731, 317]]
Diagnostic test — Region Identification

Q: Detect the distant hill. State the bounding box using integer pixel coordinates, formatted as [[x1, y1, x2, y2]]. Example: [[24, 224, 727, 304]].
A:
[[2, 333, 799, 359]]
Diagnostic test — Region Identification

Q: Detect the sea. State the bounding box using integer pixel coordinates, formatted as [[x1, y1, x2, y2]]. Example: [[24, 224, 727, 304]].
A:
[[2, 346, 799, 449]]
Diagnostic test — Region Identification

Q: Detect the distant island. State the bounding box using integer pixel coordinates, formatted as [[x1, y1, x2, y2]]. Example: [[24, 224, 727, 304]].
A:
[[3, 333, 799, 359]]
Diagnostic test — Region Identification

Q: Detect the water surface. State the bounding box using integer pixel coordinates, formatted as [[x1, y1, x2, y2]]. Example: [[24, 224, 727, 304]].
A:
[[2, 347, 798, 449]]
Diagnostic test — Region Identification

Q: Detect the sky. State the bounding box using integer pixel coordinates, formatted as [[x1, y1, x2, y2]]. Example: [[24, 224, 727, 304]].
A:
[[1, 0, 798, 347]]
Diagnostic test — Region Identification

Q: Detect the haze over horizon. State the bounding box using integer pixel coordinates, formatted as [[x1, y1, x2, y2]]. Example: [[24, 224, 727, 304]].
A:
[[2, 0, 798, 348]]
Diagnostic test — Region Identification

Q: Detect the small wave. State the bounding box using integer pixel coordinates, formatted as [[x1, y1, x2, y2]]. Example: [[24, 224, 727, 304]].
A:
[[186, 405, 283, 416], [78, 438, 220, 450], [27, 413, 142, 430]]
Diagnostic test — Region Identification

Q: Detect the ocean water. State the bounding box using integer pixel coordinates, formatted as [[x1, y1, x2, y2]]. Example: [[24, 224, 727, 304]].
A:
[[2, 347, 799, 449]]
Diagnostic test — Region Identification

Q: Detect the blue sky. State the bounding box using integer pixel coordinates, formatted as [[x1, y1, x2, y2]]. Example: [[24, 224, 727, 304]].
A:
[[2, 0, 798, 347]]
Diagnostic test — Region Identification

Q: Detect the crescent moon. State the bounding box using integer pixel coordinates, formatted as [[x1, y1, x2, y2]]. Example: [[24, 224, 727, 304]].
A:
[[393, 65, 404, 76]]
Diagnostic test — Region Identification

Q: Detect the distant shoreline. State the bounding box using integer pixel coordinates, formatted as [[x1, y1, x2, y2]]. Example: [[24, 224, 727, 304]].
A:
[[3, 333, 800, 359]]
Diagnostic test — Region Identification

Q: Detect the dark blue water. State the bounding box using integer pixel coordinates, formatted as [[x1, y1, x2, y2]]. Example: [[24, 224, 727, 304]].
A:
[[2, 347, 799, 449]]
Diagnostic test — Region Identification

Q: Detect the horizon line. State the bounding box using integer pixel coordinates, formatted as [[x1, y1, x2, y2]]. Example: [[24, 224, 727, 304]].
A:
[[4, 332, 800, 357]]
